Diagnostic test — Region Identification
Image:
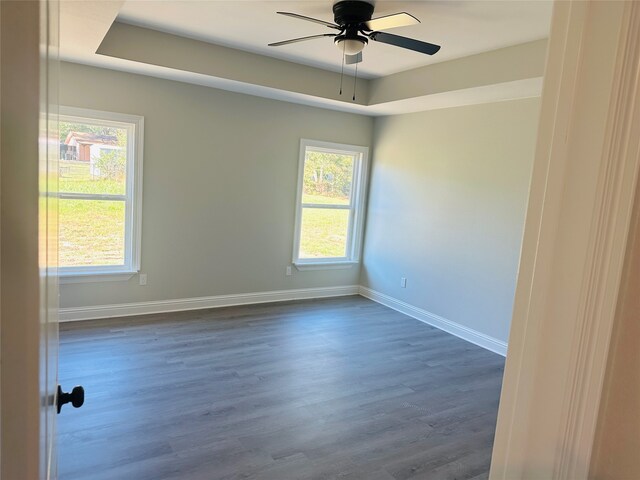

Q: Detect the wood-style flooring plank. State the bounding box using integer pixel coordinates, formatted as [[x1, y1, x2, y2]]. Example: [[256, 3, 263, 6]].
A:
[[58, 296, 503, 480]]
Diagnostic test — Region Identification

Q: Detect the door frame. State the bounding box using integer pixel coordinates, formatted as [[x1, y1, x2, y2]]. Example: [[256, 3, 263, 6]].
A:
[[490, 1, 640, 478], [1, 1, 44, 479], [1, 1, 59, 479]]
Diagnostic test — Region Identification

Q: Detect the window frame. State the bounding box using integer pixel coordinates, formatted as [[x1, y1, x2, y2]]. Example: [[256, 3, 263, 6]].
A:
[[58, 106, 144, 283], [292, 139, 369, 270]]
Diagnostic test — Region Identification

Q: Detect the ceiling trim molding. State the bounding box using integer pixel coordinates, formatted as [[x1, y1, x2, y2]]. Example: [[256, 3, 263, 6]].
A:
[[64, 21, 547, 116], [97, 22, 370, 107], [368, 39, 548, 105]]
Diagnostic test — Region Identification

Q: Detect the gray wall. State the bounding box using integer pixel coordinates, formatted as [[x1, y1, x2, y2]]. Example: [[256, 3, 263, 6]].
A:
[[59, 62, 373, 308], [361, 99, 539, 343], [60, 62, 539, 346]]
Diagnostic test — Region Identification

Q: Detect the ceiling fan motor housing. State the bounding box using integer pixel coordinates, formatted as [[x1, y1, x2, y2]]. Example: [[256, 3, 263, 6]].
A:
[[333, 1, 374, 28], [333, 0, 372, 53]]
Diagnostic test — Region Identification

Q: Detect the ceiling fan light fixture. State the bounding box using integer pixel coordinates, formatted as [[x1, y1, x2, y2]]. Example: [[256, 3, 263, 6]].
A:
[[271, 2, 441, 58], [335, 37, 367, 55]]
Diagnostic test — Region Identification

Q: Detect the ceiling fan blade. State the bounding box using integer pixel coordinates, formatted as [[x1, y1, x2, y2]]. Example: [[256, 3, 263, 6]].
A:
[[277, 12, 341, 30], [345, 52, 362, 65], [369, 31, 441, 55], [364, 12, 420, 31], [268, 34, 337, 47]]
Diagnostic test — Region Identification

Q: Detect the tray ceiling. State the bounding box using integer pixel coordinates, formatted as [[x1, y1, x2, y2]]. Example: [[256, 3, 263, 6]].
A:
[[117, 1, 553, 79]]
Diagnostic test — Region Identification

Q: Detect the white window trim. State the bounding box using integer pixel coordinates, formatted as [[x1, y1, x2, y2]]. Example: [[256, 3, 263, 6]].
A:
[[292, 139, 369, 269], [58, 106, 144, 284]]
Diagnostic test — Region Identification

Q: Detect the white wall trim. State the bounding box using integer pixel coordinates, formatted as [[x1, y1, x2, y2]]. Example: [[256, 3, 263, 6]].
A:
[[61, 284, 508, 357], [59, 285, 360, 322], [491, 1, 640, 478], [555, 2, 640, 477], [359, 286, 508, 356]]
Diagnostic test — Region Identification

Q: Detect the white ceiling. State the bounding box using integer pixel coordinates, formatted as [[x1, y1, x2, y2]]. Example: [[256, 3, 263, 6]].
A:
[[117, 0, 553, 79]]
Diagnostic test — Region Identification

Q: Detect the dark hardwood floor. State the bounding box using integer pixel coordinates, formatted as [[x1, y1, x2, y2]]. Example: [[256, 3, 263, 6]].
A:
[[58, 296, 504, 480]]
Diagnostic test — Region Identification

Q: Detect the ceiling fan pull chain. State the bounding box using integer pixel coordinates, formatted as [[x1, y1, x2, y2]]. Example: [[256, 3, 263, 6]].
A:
[[339, 41, 346, 95], [353, 62, 358, 101]]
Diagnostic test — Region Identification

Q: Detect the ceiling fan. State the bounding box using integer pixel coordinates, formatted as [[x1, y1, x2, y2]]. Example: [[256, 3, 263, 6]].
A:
[[268, 0, 441, 64]]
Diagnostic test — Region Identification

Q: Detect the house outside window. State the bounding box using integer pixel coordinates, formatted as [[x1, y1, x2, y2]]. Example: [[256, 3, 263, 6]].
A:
[[58, 106, 144, 282], [293, 139, 369, 270]]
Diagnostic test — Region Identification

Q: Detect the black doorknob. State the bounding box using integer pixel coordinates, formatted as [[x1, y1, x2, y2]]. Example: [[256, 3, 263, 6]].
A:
[[57, 385, 84, 414]]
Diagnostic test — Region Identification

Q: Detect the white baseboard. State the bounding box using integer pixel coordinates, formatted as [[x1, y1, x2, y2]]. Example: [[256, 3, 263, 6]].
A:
[[359, 286, 508, 356], [59, 285, 360, 322], [59, 284, 508, 357]]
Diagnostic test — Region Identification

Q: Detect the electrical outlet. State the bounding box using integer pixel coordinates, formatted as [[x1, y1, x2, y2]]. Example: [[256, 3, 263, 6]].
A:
[[139, 273, 147, 286], [400, 277, 407, 288], [286, 266, 292, 276]]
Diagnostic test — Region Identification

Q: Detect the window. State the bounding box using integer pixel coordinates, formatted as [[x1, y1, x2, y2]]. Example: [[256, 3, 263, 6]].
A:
[[58, 107, 143, 282], [293, 139, 368, 269]]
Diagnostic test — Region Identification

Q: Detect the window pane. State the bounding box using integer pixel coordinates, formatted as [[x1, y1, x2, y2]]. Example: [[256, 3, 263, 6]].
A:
[[299, 208, 350, 259], [59, 120, 127, 195], [59, 199, 126, 267], [302, 150, 354, 205]]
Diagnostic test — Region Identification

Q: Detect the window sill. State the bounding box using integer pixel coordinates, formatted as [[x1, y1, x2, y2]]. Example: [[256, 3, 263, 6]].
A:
[[294, 261, 359, 271], [59, 271, 137, 284]]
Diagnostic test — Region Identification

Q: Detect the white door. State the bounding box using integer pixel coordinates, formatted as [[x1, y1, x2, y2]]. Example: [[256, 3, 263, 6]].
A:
[[39, 0, 61, 478]]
